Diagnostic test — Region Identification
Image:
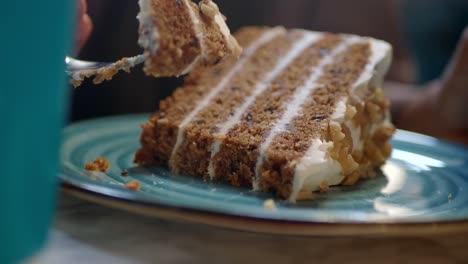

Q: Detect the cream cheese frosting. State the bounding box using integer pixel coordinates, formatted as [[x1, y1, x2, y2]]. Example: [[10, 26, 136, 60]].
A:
[[137, 0, 159, 55], [291, 140, 343, 201], [180, 0, 206, 75], [288, 37, 392, 201]]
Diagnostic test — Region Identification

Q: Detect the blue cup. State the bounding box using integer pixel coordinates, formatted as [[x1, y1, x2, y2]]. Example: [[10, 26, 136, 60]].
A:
[[0, 2, 74, 263]]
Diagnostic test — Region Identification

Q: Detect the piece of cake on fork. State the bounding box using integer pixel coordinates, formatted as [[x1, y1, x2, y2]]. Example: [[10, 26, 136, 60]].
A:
[[135, 26, 395, 201], [72, 0, 241, 86], [137, 0, 242, 77]]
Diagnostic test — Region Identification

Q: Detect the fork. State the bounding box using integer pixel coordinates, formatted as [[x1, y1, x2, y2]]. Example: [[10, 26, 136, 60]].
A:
[[65, 54, 146, 87]]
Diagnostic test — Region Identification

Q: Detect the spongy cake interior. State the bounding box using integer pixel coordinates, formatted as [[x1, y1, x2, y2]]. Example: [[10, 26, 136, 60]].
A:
[[140, 0, 202, 76]]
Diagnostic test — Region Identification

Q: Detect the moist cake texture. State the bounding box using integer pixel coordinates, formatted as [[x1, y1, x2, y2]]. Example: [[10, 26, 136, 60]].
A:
[[138, 0, 242, 77], [135, 27, 395, 201]]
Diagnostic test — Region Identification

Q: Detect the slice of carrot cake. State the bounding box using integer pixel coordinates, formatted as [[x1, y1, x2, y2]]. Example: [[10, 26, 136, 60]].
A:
[[135, 26, 395, 201], [138, 0, 242, 77]]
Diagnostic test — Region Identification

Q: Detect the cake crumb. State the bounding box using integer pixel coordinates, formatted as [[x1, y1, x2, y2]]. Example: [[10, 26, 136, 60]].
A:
[[72, 56, 141, 88], [263, 199, 276, 210], [319, 181, 329, 193], [345, 104, 357, 120], [85, 157, 110, 172], [125, 180, 141, 191], [448, 193, 453, 200], [121, 169, 129, 176]]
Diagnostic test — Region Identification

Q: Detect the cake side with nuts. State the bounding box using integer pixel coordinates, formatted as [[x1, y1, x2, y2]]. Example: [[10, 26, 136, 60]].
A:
[[135, 27, 394, 201]]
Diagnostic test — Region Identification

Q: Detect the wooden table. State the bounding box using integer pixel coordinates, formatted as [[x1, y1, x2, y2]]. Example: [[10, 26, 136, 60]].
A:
[[35, 193, 468, 264]]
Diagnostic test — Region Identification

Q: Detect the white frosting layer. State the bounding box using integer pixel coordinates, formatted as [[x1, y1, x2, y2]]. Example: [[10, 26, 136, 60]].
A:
[[354, 37, 392, 93], [181, 0, 206, 75], [208, 32, 322, 179], [253, 37, 359, 190], [291, 140, 343, 201], [137, 0, 159, 54], [214, 13, 231, 43], [170, 28, 285, 169], [289, 37, 392, 201]]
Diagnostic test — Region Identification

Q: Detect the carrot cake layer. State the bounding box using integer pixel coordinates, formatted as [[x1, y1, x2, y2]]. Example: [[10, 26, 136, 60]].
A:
[[135, 27, 394, 201]]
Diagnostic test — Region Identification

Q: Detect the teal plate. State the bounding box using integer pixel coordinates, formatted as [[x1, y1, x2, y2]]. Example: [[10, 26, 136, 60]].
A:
[[60, 114, 468, 235]]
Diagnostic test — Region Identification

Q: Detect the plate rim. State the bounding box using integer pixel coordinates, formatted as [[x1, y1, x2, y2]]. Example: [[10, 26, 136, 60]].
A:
[[61, 181, 468, 236], [59, 114, 468, 236]]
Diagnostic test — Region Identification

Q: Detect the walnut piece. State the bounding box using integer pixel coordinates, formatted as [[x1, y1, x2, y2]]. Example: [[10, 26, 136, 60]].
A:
[[199, 1, 219, 20], [85, 157, 111, 172], [125, 180, 141, 191], [263, 199, 276, 210]]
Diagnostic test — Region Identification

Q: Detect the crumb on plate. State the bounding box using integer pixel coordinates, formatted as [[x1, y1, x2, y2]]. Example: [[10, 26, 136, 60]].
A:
[[263, 199, 276, 210], [319, 181, 329, 193], [125, 180, 141, 191], [121, 169, 129, 176], [85, 157, 111, 172]]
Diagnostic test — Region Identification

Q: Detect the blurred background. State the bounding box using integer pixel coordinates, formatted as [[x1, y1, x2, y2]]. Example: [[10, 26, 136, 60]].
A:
[[72, 0, 468, 122]]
